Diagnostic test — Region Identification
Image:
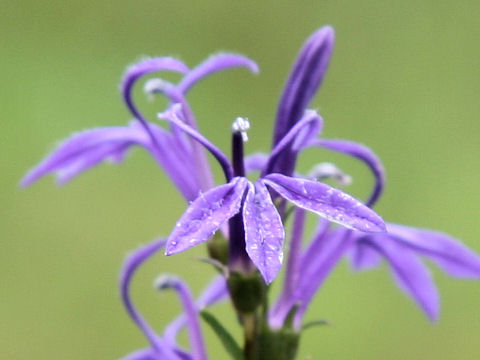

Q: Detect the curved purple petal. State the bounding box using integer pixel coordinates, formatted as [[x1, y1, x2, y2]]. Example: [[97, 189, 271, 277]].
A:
[[166, 178, 248, 255], [243, 181, 285, 284], [164, 276, 227, 346], [155, 275, 208, 360], [120, 239, 166, 348], [160, 105, 233, 181], [311, 139, 385, 207], [387, 224, 480, 278], [179, 53, 259, 93], [272, 26, 335, 175], [264, 110, 323, 175], [263, 173, 386, 233], [359, 236, 440, 321]]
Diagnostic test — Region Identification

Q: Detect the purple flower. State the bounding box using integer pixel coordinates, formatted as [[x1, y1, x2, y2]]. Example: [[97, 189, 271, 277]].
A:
[[119, 237, 228, 360], [22, 54, 258, 202], [162, 105, 386, 284], [270, 132, 480, 327]]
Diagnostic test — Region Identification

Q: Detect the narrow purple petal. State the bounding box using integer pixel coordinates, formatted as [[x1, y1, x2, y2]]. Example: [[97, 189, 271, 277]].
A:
[[387, 224, 480, 278], [243, 181, 285, 283], [164, 276, 227, 346], [160, 105, 234, 181], [359, 236, 440, 321], [244, 153, 269, 174], [179, 53, 259, 93], [270, 208, 306, 327], [293, 228, 352, 327], [120, 239, 166, 349], [350, 241, 382, 271], [263, 173, 386, 233], [265, 110, 323, 175], [155, 275, 208, 360], [272, 26, 335, 172], [311, 139, 385, 207], [20, 126, 144, 187], [283, 208, 306, 299], [270, 227, 351, 329], [122, 57, 189, 147], [166, 178, 248, 255]]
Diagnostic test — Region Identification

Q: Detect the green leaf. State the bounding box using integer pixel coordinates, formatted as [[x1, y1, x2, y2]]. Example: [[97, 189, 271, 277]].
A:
[[200, 310, 245, 360]]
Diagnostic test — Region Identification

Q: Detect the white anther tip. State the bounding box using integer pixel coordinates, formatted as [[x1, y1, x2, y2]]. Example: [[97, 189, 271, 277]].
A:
[[232, 117, 250, 142]]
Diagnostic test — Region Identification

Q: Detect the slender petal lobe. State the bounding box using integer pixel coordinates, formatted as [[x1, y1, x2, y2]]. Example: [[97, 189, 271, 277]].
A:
[[387, 224, 480, 278], [166, 178, 248, 255], [360, 237, 440, 321], [179, 53, 259, 93], [243, 181, 285, 283], [263, 173, 386, 233]]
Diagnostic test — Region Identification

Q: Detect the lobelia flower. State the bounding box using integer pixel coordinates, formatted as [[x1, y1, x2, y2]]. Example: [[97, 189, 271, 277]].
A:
[[119, 238, 228, 360], [21, 54, 259, 202], [269, 134, 480, 328], [161, 104, 386, 284]]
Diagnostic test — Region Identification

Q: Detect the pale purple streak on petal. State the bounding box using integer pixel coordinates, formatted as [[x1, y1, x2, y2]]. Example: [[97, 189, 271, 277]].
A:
[[121, 58, 189, 152], [265, 110, 323, 175], [166, 178, 248, 255], [243, 181, 285, 283], [160, 106, 233, 181], [119, 238, 182, 359], [359, 236, 440, 321], [244, 153, 269, 174], [272, 26, 334, 175], [312, 139, 385, 207], [387, 224, 480, 278], [179, 53, 259, 93], [350, 241, 382, 271], [164, 276, 227, 346], [156, 275, 208, 360], [263, 173, 386, 233]]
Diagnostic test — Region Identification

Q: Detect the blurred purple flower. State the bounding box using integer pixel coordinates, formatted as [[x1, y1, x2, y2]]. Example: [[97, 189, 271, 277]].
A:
[[22, 54, 258, 202], [269, 133, 480, 327], [119, 238, 227, 360]]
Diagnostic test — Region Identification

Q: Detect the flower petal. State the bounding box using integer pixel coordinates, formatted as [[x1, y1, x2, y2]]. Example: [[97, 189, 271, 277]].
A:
[[160, 105, 233, 181], [265, 110, 323, 175], [118, 348, 158, 360], [243, 181, 285, 283], [359, 236, 440, 321], [179, 53, 259, 93], [155, 275, 208, 360], [350, 241, 382, 271], [387, 223, 480, 278], [166, 178, 248, 255], [244, 153, 269, 174], [273, 26, 334, 152], [164, 276, 228, 346], [311, 139, 385, 207], [263, 173, 386, 233]]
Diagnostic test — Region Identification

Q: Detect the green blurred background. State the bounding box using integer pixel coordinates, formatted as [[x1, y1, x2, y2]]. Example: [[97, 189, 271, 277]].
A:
[[2, 1, 480, 359]]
